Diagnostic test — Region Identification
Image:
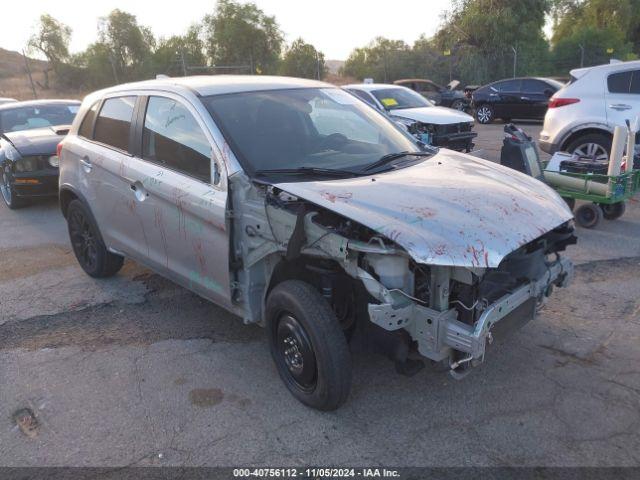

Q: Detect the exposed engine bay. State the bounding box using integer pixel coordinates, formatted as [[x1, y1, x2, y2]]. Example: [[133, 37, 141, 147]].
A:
[[228, 168, 576, 378]]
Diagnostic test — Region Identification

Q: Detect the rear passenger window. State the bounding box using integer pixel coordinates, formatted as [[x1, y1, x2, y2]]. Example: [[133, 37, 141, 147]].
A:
[[94, 97, 135, 152], [142, 96, 211, 183], [608, 71, 633, 94], [78, 101, 99, 139]]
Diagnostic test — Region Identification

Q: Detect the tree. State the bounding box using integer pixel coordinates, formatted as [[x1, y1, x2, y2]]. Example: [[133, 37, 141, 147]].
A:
[[203, 0, 283, 74], [280, 38, 325, 79], [551, 0, 639, 65], [97, 9, 155, 81], [153, 25, 206, 76], [341, 37, 413, 82], [431, 0, 552, 84], [28, 14, 72, 88]]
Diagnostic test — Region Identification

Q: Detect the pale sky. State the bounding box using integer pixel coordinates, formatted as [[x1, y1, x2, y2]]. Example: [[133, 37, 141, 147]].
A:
[[0, 0, 454, 60]]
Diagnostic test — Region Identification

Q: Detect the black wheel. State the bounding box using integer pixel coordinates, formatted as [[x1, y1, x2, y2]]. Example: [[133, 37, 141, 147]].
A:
[[600, 201, 626, 220], [67, 199, 124, 278], [1, 169, 28, 209], [563, 197, 576, 211], [266, 280, 352, 411], [575, 203, 603, 228], [450, 99, 465, 111], [565, 133, 611, 162], [475, 104, 494, 124]]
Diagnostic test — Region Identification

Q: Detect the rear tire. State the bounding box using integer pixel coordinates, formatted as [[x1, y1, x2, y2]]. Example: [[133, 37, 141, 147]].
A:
[[266, 280, 352, 411], [565, 133, 611, 162], [475, 104, 494, 124], [575, 203, 603, 228], [600, 202, 625, 220], [67, 199, 124, 278]]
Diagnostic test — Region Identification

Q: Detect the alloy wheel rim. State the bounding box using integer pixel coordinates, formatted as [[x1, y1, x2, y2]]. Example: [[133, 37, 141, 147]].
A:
[[69, 210, 98, 270], [276, 313, 317, 392], [1, 172, 11, 205], [477, 106, 491, 123], [573, 143, 608, 161]]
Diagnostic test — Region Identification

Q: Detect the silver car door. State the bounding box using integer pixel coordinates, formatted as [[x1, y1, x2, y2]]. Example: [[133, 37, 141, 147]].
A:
[[84, 95, 143, 254], [137, 94, 231, 308]]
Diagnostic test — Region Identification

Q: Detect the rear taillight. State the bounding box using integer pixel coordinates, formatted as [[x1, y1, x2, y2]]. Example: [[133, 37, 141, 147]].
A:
[[548, 98, 580, 108], [56, 141, 63, 158]]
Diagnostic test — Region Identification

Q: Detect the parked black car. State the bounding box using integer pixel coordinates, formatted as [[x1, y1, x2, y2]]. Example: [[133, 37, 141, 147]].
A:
[[394, 78, 468, 110], [0, 100, 79, 209], [472, 77, 564, 124]]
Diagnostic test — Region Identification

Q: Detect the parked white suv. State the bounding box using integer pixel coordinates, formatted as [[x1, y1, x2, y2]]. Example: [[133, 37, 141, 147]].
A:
[[539, 60, 640, 160]]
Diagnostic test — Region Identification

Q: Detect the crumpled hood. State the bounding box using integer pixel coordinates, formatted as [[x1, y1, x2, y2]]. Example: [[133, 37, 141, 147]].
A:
[[3, 126, 67, 156], [391, 106, 473, 125], [275, 151, 573, 268]]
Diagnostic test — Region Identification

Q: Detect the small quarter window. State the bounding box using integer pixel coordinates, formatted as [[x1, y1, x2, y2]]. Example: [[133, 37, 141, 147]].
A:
[[78, 101, 99, 139], [94, 96, 136, 152], [142, 96, 211, 183], [608, 71, 633, 94]]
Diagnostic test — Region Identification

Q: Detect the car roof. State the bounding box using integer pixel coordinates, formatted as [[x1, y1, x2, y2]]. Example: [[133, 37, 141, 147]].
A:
[[94, 75, 333, 98], [0, 99, 80, 111], [394, 78, 437, 84], [569, 59, 640, 78], [343, 83, 409, 92]]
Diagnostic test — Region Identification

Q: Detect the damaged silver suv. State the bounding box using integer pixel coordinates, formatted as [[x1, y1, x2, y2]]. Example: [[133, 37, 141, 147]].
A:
[[59, 76, 575, 410]]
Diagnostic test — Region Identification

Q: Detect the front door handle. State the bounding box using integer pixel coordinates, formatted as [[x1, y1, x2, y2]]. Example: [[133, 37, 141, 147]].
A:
[[130, 181, 148, 201], [520, 96, 530, 101], [79, 156, 92, 173], [609, 104, 632, 111]]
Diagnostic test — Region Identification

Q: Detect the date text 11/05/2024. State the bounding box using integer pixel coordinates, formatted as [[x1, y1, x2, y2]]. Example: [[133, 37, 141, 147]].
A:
[[233, 468, 401, 478]]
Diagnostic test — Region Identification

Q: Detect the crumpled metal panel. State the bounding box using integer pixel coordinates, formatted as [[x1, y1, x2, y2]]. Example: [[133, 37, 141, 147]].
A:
[[275, 151, 573, 268]]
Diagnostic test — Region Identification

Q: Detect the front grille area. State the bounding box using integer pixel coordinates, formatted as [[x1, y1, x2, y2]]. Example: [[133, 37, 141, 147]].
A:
[[436, 123, 472, 135]]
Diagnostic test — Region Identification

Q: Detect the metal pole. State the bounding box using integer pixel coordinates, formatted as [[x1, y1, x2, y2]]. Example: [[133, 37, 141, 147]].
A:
[[180, 49, 187, 76], [22, 50, 37, 99], [109, 55, 119, 83], [579, 44, 585, 68], [316, 51, 321, 80], [511, 46, 517, 78]]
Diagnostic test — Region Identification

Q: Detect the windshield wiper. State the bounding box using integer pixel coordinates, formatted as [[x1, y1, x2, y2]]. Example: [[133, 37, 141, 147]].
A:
[[254, 167, 361, 178], [362, 151, 433, 172]]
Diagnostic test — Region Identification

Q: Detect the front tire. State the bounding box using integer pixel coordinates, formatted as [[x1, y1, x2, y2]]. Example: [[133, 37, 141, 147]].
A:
[[266, 280, 352, 411], [475, 104, 494, 124], [1, 170, 28, 209], [67, 199, 124, 278], [575, 203, 603, 228], [450, 99, 465, 111]]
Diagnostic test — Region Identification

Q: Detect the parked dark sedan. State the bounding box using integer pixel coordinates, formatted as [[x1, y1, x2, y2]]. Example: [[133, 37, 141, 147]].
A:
[[0, 100, 79, 209], [394, 78, 467, 110], [472, 77, 564, 124]]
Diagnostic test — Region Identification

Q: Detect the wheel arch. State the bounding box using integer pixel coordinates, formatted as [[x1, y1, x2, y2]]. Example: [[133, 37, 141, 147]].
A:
[[560, 126, 612, 152]]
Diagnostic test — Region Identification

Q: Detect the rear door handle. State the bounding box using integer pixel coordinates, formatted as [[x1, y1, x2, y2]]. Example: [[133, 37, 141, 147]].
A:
[[520, 96, 530, 101], [79, 156, 92, 172], [609, 104, 632, 111]]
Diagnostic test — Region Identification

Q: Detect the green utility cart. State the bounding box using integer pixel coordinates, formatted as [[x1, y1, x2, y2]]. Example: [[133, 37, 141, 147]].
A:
[[543, 168, 640, 228]]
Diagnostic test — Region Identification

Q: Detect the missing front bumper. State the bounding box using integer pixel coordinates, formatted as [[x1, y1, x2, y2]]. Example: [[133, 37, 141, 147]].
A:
[[367, 255, 573, 368]]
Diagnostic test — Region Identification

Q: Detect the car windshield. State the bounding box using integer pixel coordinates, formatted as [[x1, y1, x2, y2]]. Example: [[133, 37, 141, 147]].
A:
[[370, 88, 432, 110], [203, 88, 423, 178], [0, 103, 79, 134]]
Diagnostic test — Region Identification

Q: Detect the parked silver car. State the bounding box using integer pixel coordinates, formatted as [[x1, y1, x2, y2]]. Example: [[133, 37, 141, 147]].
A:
[[59, 76, 575, 410]]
